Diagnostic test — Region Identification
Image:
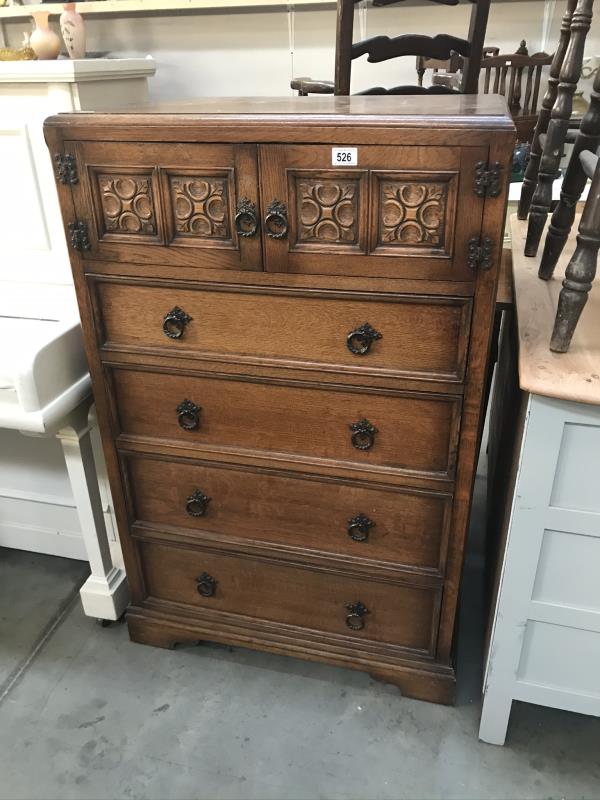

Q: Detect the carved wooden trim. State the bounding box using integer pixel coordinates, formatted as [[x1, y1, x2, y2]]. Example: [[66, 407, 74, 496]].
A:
[[169, 175, 230, 239], [97, 173, 157, 236], [288, 171, 368, 253], [352, 33, 471, 64], [370, 172, 457, 256]]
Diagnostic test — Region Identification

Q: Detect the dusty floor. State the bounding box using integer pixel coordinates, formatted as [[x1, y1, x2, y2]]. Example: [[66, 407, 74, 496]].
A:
[[1, 477, 599, 799]]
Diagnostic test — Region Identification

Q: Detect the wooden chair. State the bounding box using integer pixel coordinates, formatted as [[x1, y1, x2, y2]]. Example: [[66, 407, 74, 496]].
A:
[[519, 0, 594, 257], [291, 0, 491, 97], [548, 149, 600, 351], [417, 42, 552, 142], [480, 45, 553, 142]]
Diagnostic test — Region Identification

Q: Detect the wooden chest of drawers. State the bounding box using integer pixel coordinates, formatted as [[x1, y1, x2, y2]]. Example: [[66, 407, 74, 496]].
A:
[[45, 96, 514, 704]]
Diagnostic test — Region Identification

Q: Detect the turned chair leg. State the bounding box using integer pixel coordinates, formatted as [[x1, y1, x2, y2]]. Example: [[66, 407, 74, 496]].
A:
[[539, 68, 600, 279], [524, 0, 593, 257], [550, 152, 600, 352], [518, 0, 577, 220]]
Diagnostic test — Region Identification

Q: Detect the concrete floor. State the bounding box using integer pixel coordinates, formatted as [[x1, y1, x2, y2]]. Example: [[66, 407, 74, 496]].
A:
[[1, 482, 600, 799]]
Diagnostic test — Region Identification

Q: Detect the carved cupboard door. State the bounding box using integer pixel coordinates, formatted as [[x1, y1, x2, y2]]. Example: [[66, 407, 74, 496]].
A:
[[259, 144, 488, 281], [69, 142, 262, 271]]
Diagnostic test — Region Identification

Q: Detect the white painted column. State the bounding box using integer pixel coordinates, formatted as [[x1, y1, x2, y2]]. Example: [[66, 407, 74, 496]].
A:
[[57, 400, 129, 621]]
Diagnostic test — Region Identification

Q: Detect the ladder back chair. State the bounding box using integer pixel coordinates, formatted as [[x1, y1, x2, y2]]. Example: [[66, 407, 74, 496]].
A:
[[291, 0, 491, 96]]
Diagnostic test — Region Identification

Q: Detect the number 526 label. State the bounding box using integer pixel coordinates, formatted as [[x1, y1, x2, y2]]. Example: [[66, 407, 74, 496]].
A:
[[332, 147, 358, 166]]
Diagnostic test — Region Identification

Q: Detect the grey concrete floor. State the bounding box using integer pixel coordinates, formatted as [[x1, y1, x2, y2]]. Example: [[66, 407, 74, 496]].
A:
[[1, 480, 600, 799]]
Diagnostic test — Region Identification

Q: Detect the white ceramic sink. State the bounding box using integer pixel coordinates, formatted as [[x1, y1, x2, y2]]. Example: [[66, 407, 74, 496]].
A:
[[0, 282, 90, 432]]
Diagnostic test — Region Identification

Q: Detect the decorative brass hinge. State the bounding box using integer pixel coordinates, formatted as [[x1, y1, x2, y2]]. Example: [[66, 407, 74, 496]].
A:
[[474, 161, 502, 198], [55, 153, 79, 185], [467, 236, 495, 271], [68, 220, 91, 252]]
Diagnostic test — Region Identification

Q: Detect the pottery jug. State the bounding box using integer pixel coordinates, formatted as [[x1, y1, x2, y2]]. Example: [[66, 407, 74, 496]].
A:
[[30, 12, 61, 60], [60, 3, 85, 60]]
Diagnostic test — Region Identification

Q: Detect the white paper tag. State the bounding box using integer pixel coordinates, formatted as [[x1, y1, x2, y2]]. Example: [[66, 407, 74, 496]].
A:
[[331, 147, 358, 166]]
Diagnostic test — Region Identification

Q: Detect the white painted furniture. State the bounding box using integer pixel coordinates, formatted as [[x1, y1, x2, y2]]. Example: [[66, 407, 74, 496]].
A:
[[480, 215, 600, 745], [0, 58, 155, 620]]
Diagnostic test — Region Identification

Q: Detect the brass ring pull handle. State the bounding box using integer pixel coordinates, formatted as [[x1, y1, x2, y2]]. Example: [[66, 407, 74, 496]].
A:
[[235, 198, 259, 238], [196, 572, 217, 597], [347, 323, 382, 355], [350, 418, 378, 451], [186, 489, 211, 517], [163, 306, 192, 340], [345, 601, 369, 631], [176, 399, 201, 431], [347, 514, 375, 542], [265, 199, 288, 239]]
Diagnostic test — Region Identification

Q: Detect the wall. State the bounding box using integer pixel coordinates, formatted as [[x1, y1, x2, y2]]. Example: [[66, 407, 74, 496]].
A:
[[4, 1, 598, 102]]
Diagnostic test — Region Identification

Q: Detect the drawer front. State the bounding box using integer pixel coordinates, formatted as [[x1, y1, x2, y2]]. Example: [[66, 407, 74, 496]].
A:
[[70, 141, 261, 270], [111, 368, 461, 481], [127, 455, 452, 574], [94, 280, 471, 383], [138, 539, 439, 655], [259, 143, 487, 280]]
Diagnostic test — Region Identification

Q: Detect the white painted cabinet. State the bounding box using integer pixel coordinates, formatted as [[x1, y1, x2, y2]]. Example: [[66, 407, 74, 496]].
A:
[[0, 59, 154, 618], [480, 216, 600, 745]]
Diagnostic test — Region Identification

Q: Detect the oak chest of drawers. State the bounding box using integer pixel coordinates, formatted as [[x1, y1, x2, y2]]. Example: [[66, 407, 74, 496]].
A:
[[46, 96, 514, 704]]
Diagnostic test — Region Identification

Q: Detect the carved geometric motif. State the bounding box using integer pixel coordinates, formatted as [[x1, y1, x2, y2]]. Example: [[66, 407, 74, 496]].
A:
[[98, 174, 156, 236], [297, 178, 359, 244], [380, 181, 447, 246], [170, 176, 230, 239]]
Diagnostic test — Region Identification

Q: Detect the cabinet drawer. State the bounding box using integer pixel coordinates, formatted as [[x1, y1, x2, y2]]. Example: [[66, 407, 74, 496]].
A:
[[93, 280, 471, 383], [126, 455, 452, 575], [111, 367, 461, 481], [138, 539, 440, 655]]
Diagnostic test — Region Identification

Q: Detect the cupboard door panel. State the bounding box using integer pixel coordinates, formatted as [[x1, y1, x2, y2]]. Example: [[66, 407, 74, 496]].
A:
[[259, 144, 487, 281], [71, 141, 262, 270]]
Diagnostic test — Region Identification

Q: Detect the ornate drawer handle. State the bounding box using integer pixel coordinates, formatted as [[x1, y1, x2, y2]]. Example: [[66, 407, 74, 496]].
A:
[[163, 306, 192, 340], [350, 418, 377, 450], [235, 198, 259, 238], [347, 514, 375, 542], [347, 323, 382, 356], [186, 489, 211, 517], [176, 399, 201, 431], [196, 572, 217, 597], [265, 199, 288, 239], [345, 601, 369, 631]]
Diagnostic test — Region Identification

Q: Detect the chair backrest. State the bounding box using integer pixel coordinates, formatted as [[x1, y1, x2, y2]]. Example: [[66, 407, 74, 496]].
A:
[[333, 0, 491, 96], [480, 48, 553, 115], [416, 46, 499, 88]]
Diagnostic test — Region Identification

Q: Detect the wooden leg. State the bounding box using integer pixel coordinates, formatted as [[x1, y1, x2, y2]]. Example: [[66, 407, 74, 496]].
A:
[[524, 0, 593, 256], [550, 154, 600, 352], [540, 69, 600, 279], [479, 687, 513, 746], [57, 400, 129, 621], [517, 0, 577, 220]]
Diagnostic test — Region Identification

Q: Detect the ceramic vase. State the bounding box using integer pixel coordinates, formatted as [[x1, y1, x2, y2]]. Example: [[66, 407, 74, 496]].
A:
[[60, 3, 85, 60], [30, 12, 61, 60]]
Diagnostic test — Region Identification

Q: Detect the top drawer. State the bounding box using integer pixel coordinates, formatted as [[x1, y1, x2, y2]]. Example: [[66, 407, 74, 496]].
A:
[[91, 279, 472, 384]]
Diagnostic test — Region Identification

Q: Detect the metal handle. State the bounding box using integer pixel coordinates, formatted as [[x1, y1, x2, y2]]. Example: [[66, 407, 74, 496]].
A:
[[196, 572, 217, 597], [347, 514, 375, 542], [347, 323, 382, 356], [186, 489, 211, 517], [176, 399, 201, 431], [349, 419, 377, 451], [163, 306, 192, 340], [265, 199, 288, 239], [235, 198, 259, 238], [345, 601, 369, 631]]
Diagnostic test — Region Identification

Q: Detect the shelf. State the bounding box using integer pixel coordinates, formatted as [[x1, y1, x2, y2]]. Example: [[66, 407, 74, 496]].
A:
[[0, 0, 337, 21]]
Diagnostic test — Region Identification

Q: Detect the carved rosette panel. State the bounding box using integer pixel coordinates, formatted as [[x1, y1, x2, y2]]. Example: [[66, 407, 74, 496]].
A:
[[297, 179, 359, 245], [170, 176, 230, 239], [98, 175, 157, 236], [380, 181, 447, 247]]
